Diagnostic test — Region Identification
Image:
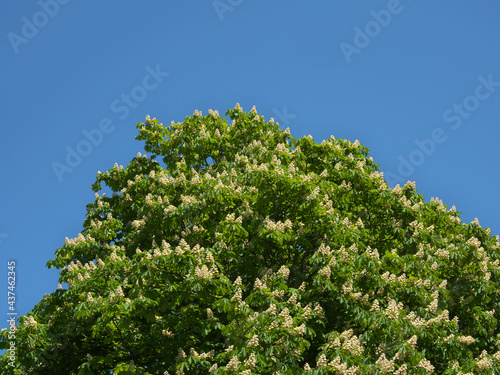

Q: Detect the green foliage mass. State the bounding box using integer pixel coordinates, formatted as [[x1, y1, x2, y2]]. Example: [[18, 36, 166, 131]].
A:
[[1, 105, 500, 374]]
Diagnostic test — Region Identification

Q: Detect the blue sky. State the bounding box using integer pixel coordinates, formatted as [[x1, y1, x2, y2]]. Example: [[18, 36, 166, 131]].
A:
[[1, 0, 499, 336]]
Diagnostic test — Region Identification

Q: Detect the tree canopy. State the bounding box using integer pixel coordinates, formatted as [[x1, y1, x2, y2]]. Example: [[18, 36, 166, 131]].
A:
[[2, 104, 500, 374]]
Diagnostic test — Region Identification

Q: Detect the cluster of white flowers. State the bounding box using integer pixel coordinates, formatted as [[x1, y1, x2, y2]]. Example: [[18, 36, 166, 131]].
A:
[[409, 220, 424, 232], [407, 335, 418, 349], [369, 170, 383, 180], [356, 160, 365, 172], [316, 243, 332, 256], [340, 329, 354, 341], [275, 142, 289, 154], [159, 240, 172, 256], [247, 335, 259, 348], [263, 217, 293, 232], [208, 363, 218, 372], [316, 353, 328, 367], [307, 186, 320, 201], [413, 278, 431, 289], [266, 303, 276, 315], [283, 160, 297, 175], [231, 289, 242, 303], [114, 286, 124, 298], [298, 282, 306, 292], [163, 205, 177, 215], [426, 298, 438, 314], [342, 333, 364, 355], [144, 193, 155, 207], [392, 184, 402, 195], [282, 314, 293, 329], [162, 330, 174, 338], [328, 247, 344, 266], [342, 280, 353, 294], [484, 309, 495, 317], [244, 352, 256, 369], [278, 308, 294, 328], [188, 348, 200, 359], [491, 351, 500, 363], [213, 179, 226, 190], [469, 217, 481, 227], [287, 294, 298, 306], [434, 248, 449, 259], [203, 308, 214, 322], [406, 311, 426, 328], [394, 364, 408, 375], [225, 213, 243, 224], [180, 195, 197, 205], [158, 172, 174, 186], [67, 261, 79, 272], [399, 195, 412, 208], [195, 265, 213, 280], [96, 258, 106, 267], [456, 335, 475, 345], [415, 246, 424, 259], [417, 358, 434, 374], [131, 219, 146, 229], [82, 260, 97, 271], [365, 246, 379, 259], [327, 356, 360, 374], [320, 196, 335, 216], [353, 217, 363, 228], [226, 355, 240, 371], [341, 217, 352, 227], [301, 174, 314, 183], [64, 233, 88, 246], [294, 323, 306, 336], [175, 348, 187, 362], [90, 219, 102, 228], [254, 278, 267, 290], [232, 276, 242, 286], [318, 266, 331, 279], [385, 299, 404, 319], [313, 302, 324, 316], [24, 316, 37, 327], [375, 353, 394, 373], [177, 239, 190, 251], [276, 265, 290, 280], [474, 350, 493, 370]]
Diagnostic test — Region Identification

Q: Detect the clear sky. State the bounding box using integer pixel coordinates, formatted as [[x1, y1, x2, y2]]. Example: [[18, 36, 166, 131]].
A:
[[1, 0, 499, 335]]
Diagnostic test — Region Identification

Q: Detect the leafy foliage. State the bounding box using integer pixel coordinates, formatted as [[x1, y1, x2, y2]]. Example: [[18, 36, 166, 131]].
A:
[[2, 104, 500, 374]]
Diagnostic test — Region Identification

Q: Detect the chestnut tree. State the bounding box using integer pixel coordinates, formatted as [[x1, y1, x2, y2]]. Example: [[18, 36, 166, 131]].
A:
[[2, 104, 500, 374]]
